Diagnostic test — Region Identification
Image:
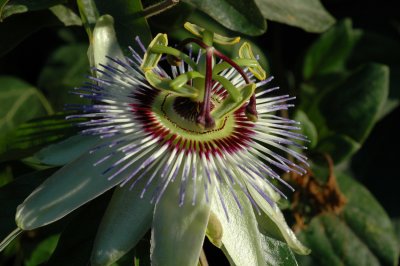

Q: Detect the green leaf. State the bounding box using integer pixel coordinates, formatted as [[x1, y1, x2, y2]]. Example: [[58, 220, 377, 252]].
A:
[[182, 0, 266, 36], [24, 234, 59, 266], [380, 66, 400, 119], [392, 218, 400, 249], [302, 19, 356, 80], [349, 30, 400, 71], [301, 21, 400, 121], [38, 44, 90, 111], [298, 174, 399, 265], [76, 0, 99, 38], [49, 5, 82, 26], [0, 76, 53, 155], [338, 174, 399, 265], [211, 186, 298, 265], [0, 169, 55, 240], [299, 214, 380, 266], [0, 114, 78, 163], [94, 0, 152, 51], [0, 166, 12, 187], [316, 135, 360, 163], [0, 0, 9, 19], [293, 110, 318, 149], [348, 30, 400, 119], [0, 0, 65, 20], [307, 64, 389, 162], [254, 0, 335, 33]]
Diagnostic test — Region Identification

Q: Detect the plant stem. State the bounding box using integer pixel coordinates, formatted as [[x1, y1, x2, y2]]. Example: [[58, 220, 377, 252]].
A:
[[142, 0, 180, 18]]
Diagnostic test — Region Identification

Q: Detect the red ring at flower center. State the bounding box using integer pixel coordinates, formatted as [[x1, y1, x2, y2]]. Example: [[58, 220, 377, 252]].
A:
[[163, 94, 225, 134], [131, 90, 256, 157]]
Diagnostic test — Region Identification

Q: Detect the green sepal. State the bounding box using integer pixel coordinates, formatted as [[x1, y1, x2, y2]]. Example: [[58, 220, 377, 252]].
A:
[[212, 83, 256, 121], [90, 182, 155, 266], [15, 141, 136, 230], [141, 33, 168, 72], [212, 58, 259, 75], [169, 71, 204, 91], [34, 134, 102, 166], [238, 42, 266, 80], [212, 74, 242, 102], [184, 22, 240, 45], [145, 72, 199, 98]]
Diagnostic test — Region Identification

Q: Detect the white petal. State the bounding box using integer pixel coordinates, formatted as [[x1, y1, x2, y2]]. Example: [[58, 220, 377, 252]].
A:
[[211, 186, 266, 266], [247, 185, 311, 255], [151, 174, 212, 266]]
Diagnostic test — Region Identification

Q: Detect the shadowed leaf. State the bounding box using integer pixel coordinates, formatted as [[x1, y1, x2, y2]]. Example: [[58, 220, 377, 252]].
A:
[[0, 76, 53, 156], [297, 173, 399, 265], [254, 0, 335, 33], [182, 0, 266, 36]]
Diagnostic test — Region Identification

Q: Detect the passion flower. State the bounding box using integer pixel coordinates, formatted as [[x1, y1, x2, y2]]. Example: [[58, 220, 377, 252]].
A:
[[13, 17, 310, 266]]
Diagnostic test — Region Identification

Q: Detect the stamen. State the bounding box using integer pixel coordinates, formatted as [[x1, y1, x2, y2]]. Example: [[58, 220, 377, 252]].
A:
[[246, 96, 258, 121], [172, 37, 258, 124], [135, 36, 147, 53], [212, 49, 258, 121]]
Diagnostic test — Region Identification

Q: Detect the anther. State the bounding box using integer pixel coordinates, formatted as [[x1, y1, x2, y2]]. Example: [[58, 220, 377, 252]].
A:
[[245, 95, 258, 122]]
